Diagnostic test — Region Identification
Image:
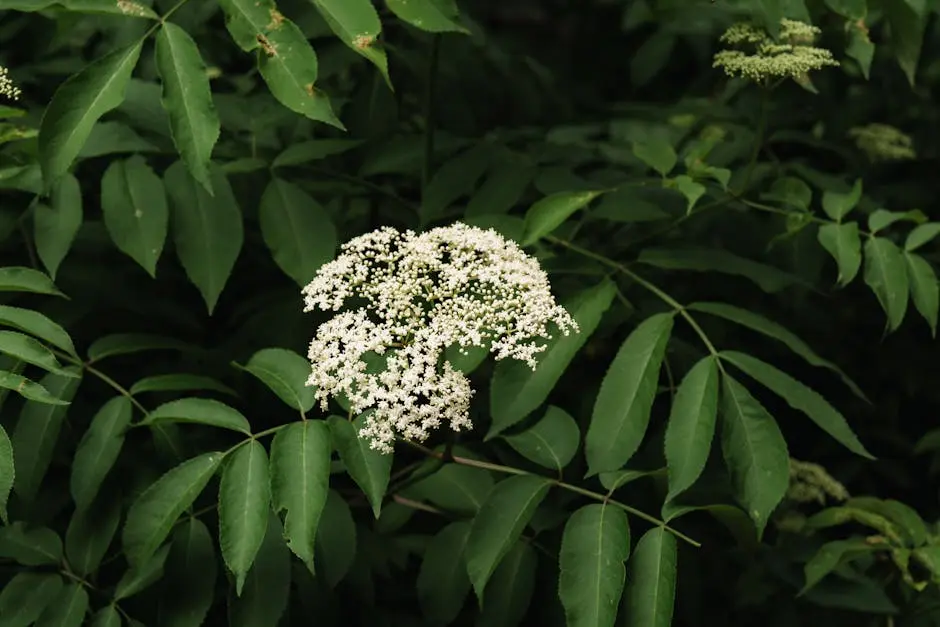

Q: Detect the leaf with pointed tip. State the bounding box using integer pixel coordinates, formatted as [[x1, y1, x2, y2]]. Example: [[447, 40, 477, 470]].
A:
[[632, 140, 676, 176], [328, 414, 391, 518], [466, 475, 550, 601], [639, 247, 806, 293], [91, 606, 122, 627], [904, 251, 938, 337], [0, 330, 76, 378], [416, 522, 472, 625], [664, 356, 718, 504], [228, 514, 291, 627], [143, 398, 251, 435], [155, 22, 219, 193], [0, 304, 78, 357], [521, 190, 604, 246], [309, 0, 390, 84], [39, 42, 143, 187], [34, 173, 82, 278], [502, 405, 580, 471], [864, 236, 909, 331], [35, 582, 88, 627], [0, 266, 66, 296], [559, 504, 630, 627], [237, 348, 315, 411], [720, 374, 789, 537], [801, 538, 873, 594], [314, 490, 356, 587], [0, 371, 72, 405], [115, 544, 171, 600], [622, 527, 677, 627], [122, 451, 224, 567], [157, 519, 217, 627], [476, 540, 537, 627], [100, 155, 168, 277], [0, 425, 11, 523], [586, 313, 673, 475], [0, 523, 62, 565], [387, 0, 469, 33], [130, 374, 235, 396], [65, 496, 121, 576], [408, 464, 494, 516], [71, 396, 132, 510], [220, 440, 271, 595], [906, 223, 940, 252], [821, 179, 862, 221], [0, 573, 64, 626], [87, 333, 191, 362]]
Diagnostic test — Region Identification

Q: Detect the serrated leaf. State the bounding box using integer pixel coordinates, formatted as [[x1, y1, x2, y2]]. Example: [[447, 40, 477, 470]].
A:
[[632, 140, 676, 177], [143, 398, 251, 435], [12, 368, 82, 500], [476, 541, 537, 627], [0, 266, 66, 296], [0, 330, 73, 378], [65, 496, 121, 576], [502, 405, 580, 471], [314, 489, 357, 587], [155, 22, 219, 193], [229, 514, 291, 627], [0, 522, 62, 565], [801, 538, 873, 594], [122, 451, 224, 567], [35, 582, 88, 627], [34, 173, 82, 278], [904, 252, 938, 336], [237, 348, 315, 411], [416, 521, 472, 625], [720, 374, 789, 537], [87, 333, 190, 362], [623, 527, 677, 627], [0, 424, 11, 523], [817, 222, 862, 286], [465, 475, 550, 601], [489, 280, 615, 437], [220, 440, 271, 595], [0, 573, 63, 626], [821, 179, 862, 221], [130, 374, 236, 396], [309, 0, 389, 84], [639, 247, 805, 293], [272, 139, 363, 167], [864, 236, 909, 331], [688, 301, 866, 401], [157, 518, 217, 627], [0, 370, 71, 405], [387, 0, 468, 33], [521, 190, 604, 246], [115, 543, 171, 600], [71, 396, 132, 510], [0, 304, 77, 357], [408, 464, 494, 516], [559, 504, 630, 627], [663, 356, 718, 504], [270, 420, 331, 572], [259, 178, 336, 287], [165, 161, 244, 314], [586, 313, 673, 475], [100, 155, 168, 277], [39, 42, 142, 187], [906, 223, 940, 252], [328, 414, 391, 518]]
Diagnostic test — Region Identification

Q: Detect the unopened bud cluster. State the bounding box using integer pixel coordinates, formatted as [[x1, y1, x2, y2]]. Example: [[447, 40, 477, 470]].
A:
[[787, 458, 850, 505], [0, 66, 21, 101], [849, 123, 916, 161], [713, 19, 839, 83], [303, 223, 578, 452]]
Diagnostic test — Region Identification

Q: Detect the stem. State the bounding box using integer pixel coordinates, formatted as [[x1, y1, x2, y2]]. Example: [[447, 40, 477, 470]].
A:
[[53, 349, 151, 416], [421, 35, 442, 201]]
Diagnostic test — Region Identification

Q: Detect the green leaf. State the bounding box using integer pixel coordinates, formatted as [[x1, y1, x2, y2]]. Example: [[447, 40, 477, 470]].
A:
[[238, 348, 315, 412], [904, 252, 938, 336], [720, 374, 790, 537], [387, 0, 468, 33], [35, 582, 88, 627], [465, 154, 534, 218], [663, 356, 719, 504], [0, 266, 66, 297], [632, 140, 677, 176], [71, 396, 132, 510], [90, 606, 122, 627], [0, 425, 11, 523], [722, 351, 871, 459], [420, 144, 493, 225], [259, 178, 336, 287], [817, 222, 862, 287], [687, 301, 866, 401], [157, 519, 217, 627], [0, 330, 75, 377], [155, 22, 220, 194], [416, 521, 472, 625], [846, 497, 928, 546], [0, 304, 77, 357], [863, 236, 909, 331], [673, 175, 706, 213], [0, 523, 62, 565], [586, 313, 674, 475], [328, 414, 391, 518], [476, 541, 537, 627], [220, 440, 271, 595], [314, 489, 357, 587], [408, 464, 494, 516], [0, 573, 63, 627], [906, 223, 940, 252], [87, 333, 191, 362], [521, 190, 604, 246], [115, 543, 171, 600], [308, 0, 389, 84], [465, 475, 550, 601], [272, 139, 363, 167], [868, 208, 918, 233], [502, 405, 580, 471], [639, 247, 805, 293], [824, 0, 866, 19], [489, 280, 615, 437], [821, 179, 862, 221], [559, 504, 630, 627], [165, 161, 244, 314], [846, 24, 875, 79], [65, 496, 121, 576], [270, 420, 331, 572], [143, 398, 251, 435], [12, 368, 82, 500], [885, 0, 926, 86], [801, 538, 873, 594], [228, 514, 291, 627], [218, 0, 342, 127], [100, 155, 168, 277], [34, 173, 83, 278], [130, 374, 236, 396], [122, 451, 224, 567], [623, 527, 677, 627], [0, 370, 71, 405]]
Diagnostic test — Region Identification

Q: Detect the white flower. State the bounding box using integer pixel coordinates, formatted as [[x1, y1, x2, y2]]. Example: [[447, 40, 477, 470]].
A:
[[303, 222, 578, 452], [713, 19, 839, 83], [0, 66, 21, 101]]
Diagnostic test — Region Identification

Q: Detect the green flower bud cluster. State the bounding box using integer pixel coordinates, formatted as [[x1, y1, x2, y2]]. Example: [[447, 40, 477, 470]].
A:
[[0, 66, 21, 101], [787, 458, 850, 505], [849, 123, 916, 161]]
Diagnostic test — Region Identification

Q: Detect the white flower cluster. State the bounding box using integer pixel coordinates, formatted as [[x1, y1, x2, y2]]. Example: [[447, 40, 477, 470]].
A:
[[303, 223, 578, 452], [713, 19, 838, 83], [0, 66, 21, 101]]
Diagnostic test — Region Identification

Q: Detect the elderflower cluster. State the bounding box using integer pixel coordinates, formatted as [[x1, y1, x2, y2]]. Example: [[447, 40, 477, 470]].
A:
[[713, 19, 839, 83], [303, 223, 578, 452], [0, 66, 21, 101], [786, 458, 850, 505], [849, 123, 916, 161]]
